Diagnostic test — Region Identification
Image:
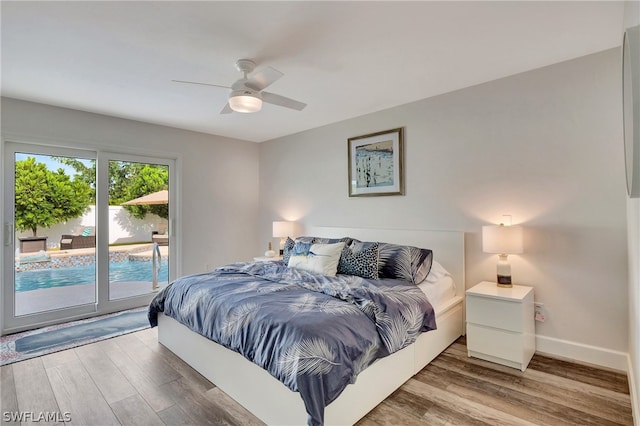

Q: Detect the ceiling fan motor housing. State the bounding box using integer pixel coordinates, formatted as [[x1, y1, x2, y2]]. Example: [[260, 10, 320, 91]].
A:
[[235, 59, 257, 74], [229, 89, 262, 101]]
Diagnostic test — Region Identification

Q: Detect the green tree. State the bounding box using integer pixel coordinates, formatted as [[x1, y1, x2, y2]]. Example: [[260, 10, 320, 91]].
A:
[[52, 157, 96, 202], [53, 158, 168, 219], [15, 157, 92, 236], [122, 165, 168, 220]]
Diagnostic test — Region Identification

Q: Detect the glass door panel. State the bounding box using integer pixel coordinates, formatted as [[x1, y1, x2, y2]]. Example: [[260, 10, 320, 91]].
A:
[[0, 142, 98, 332], [108, 159, 170, 300], [10, 147, 97, 318]]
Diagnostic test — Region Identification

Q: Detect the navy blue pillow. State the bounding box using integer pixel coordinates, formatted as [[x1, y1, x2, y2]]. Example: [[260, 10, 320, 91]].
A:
[[377, 243, 433, 284], [281, 237, 296, 265]]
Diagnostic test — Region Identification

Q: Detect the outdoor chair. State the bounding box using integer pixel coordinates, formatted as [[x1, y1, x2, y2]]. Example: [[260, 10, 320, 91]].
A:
[[60, 227, 96, 249], [151, 231, 169, 246]]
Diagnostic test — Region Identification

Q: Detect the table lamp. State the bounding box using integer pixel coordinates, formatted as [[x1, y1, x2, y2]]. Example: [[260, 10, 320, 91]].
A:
[[482, 223, 523, 287], [272, 221, 295, 255]]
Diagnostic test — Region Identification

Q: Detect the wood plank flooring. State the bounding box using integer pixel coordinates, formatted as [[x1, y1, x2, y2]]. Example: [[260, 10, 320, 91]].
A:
[[0, 331, 633, 425]]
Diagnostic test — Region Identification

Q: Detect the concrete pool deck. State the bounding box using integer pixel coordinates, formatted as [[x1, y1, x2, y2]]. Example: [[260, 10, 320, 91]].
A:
[[13, 244, 169, 316], [15, 281, 169, 316]]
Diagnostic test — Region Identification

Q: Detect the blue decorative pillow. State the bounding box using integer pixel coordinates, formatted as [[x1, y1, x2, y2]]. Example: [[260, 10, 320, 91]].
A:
[[282, 237, 296, 264], [295, 236, 316, 244], [377, 243, 433, 284], [338, 241, 379, 279], [312, 236, 352, 245], [290, 241, 313, 256]]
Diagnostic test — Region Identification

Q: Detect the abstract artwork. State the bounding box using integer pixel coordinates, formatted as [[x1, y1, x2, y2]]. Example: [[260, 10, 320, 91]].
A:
[[348, 128, 404, 197]]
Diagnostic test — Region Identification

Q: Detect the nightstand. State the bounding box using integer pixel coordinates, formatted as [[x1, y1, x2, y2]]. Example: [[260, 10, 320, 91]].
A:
[[466, 281, 535, 371]]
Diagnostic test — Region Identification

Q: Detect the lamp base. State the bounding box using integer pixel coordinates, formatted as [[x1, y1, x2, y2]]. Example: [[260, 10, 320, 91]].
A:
[[496, 254, 513, 287], [279, 237, 286, 256], [496, 275, 513, 288]]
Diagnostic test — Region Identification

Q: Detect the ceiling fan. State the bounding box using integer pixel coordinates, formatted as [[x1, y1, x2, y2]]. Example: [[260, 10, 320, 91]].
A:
[[173, 59, 307, 114]]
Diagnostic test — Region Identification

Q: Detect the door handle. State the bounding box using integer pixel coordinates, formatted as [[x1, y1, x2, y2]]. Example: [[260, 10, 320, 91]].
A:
[[4, 222, 13, 247]]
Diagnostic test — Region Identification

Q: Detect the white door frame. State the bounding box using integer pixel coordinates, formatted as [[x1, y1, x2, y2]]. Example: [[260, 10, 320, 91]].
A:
[[2, 141, 178, 334]]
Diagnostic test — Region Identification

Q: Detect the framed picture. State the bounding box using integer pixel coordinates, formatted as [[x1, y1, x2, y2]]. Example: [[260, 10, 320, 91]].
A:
[[348, 127, 404, 197]]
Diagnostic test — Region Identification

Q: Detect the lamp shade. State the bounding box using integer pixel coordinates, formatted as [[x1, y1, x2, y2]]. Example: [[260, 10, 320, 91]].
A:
[[272, 221, 294, 238], [482, 224, 523, 254], [228, 91, 262, 113]]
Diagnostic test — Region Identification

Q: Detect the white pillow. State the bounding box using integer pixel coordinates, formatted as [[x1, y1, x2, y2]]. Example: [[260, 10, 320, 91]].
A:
[[288, 242, 346, 277], [421, 260, 451, 285]]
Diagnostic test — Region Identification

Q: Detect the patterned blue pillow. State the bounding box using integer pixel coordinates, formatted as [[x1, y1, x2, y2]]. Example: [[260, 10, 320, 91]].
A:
[[312, 236, 352, 245], [282, 237, 296, 264], [377, 243, 433, 284], [338, 241, 379, 279], [290, 241, 313, 256], [295, 236, 317, 244]]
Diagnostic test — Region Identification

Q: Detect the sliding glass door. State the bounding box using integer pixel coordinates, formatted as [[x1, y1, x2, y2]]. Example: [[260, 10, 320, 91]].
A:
[[4, 144, 98, 328], [105, 156, 170, 301], [2, 142, 176, 333]]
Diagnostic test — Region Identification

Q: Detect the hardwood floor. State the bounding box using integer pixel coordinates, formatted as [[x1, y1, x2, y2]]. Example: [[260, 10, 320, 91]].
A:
[[0, 331, 633, 425]]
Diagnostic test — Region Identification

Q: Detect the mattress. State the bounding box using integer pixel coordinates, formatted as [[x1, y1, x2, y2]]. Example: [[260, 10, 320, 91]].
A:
[[418, 261, 456, 313]]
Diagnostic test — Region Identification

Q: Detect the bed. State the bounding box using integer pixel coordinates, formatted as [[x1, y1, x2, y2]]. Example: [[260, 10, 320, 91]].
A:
[[152, 227, 465, 425]]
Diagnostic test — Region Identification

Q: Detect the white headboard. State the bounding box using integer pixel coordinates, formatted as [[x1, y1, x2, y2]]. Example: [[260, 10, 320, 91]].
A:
[[305, 226, 465, 298]]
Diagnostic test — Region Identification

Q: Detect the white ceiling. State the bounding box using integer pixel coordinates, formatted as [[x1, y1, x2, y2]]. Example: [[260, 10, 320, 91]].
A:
[[1, 1, 626, 143]]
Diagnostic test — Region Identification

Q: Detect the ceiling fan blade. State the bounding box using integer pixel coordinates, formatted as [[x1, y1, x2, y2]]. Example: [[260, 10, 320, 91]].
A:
[[172, 79, 230, 89], [220, 103, 233, 114], [247, 67, 283, 91], [262, 91, 307, 111]]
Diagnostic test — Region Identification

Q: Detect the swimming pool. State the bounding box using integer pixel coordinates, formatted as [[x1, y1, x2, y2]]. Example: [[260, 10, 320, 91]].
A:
[[15, 261, 169, 292]]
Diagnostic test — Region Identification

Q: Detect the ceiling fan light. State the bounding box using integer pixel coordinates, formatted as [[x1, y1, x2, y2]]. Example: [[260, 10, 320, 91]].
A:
[[229, 91, 262, 113]]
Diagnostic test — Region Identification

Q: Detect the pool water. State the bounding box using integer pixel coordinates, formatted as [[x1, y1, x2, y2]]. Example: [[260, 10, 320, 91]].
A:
[[15, 261, 169, 292]]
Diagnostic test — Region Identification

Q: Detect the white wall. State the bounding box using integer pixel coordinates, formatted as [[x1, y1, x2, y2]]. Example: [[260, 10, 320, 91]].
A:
[[629, 196, 639, 420], [1, 97, 260, 274], [624, 0, 640, 421], [15, 206, 166, 247], [259, 49, 629, 369]]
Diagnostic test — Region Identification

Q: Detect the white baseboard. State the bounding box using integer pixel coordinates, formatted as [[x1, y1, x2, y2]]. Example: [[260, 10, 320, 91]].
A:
[[535, 334, 628, 371]]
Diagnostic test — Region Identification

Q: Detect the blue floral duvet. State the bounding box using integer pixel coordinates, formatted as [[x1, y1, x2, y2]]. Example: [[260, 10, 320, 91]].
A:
[[148, 261, 436, 425]]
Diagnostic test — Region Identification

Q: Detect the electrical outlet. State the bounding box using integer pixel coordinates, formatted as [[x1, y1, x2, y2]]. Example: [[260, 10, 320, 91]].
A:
[[534, 302, 545, 322]]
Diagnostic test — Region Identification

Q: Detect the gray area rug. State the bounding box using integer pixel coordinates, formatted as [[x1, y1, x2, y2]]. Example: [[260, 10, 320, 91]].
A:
[[1, 308, 150, 365]]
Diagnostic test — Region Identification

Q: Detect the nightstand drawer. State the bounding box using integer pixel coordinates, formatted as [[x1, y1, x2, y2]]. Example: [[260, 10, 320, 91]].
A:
[[467, 323, 523, 363], [466, 294, 524, 332]]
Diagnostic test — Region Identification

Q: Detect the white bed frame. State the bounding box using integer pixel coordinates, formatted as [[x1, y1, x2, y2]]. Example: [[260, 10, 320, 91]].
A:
[[158, 227, 465, 425]]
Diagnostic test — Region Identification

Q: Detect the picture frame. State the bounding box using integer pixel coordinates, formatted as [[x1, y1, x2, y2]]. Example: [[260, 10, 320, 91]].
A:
[[348, 127, 404, 197]]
